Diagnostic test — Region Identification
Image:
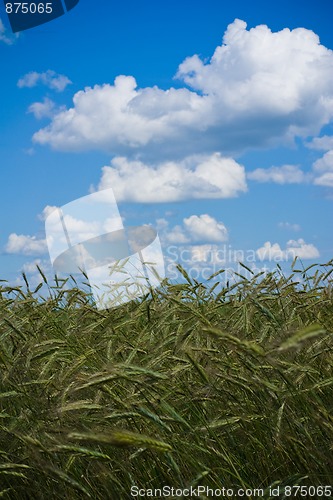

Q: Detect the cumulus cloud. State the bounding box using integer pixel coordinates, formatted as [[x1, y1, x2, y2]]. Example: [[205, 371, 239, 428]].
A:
[[38, 205, 59, 221], [164, 223, 190, 244], [22, 259, 44, 274], [28, 98, 58, 119], [33, 76, 208, 155], [307, 135, 333, 151], [162, 214, 229, 244], [188, 245, 222, 264], [256, 239, 320, 261], [312, 150, 333, 187], [183, 215, 228, 242], [18, 70, 72, 92], [303, 137, 333, 187], [313, 172, 333, 188], [46, 213, 108, 247], [58, 215, 102, 242], [95, 153, 247, 202], [247, 165, 306, 184], [5, 234, 48, 256], [32, 20, 333, 157]]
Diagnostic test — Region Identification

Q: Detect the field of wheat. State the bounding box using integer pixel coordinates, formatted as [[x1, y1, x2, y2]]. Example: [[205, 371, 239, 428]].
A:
[[0, 260, 332, 499]]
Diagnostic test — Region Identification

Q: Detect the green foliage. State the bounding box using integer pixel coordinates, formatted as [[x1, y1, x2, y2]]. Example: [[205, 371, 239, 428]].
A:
[[0, 261, 332, 498]]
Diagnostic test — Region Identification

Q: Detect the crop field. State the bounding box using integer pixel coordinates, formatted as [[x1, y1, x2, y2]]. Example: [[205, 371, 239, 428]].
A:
[[0, 260, 332, 499]]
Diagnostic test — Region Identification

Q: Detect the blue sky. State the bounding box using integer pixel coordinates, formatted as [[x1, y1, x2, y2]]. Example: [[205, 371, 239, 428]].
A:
[[0, 0, 333, 289]]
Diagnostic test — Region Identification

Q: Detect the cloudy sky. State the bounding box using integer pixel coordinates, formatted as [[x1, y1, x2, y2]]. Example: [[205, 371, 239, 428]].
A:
[[1, 0, 332, 287]]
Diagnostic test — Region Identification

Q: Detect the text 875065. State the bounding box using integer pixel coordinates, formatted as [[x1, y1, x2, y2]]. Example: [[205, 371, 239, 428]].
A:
[[5, 3, 53, 14]]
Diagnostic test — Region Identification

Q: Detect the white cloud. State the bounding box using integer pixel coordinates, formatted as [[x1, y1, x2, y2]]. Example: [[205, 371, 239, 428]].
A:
[[257, 242, 286, 260], [247, 165, 305, 184], [28, 98, 58, 119], [38, 205, 59, 221], [183, 215, 228, 242], [96, 153, 247, 202], [256, 239, 320, 261], [156, 218, 169, 231], [278, 222, 301, 232], [307, 135, 333, 151], [60, 215, 101, 242], [40, 204, 123, 242], [32, 20, 333, 157], [312, 150, 333, 187], [0, 18, 18, 45], [159, 214, 228, 244], [33, 76, 207, 154], [18, 70, 72, 92], [313, 172, 333, 187], [46, 213, 106, 249], [166, 225, 190, 244], [312, 150, 333, 172], [189, 245, 221, 264], [5, 234, 48, 256], [22, 259, 44, 274]]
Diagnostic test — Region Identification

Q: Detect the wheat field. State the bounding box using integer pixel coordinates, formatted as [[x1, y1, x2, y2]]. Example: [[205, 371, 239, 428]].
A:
[[0, 260, 332, 499]]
